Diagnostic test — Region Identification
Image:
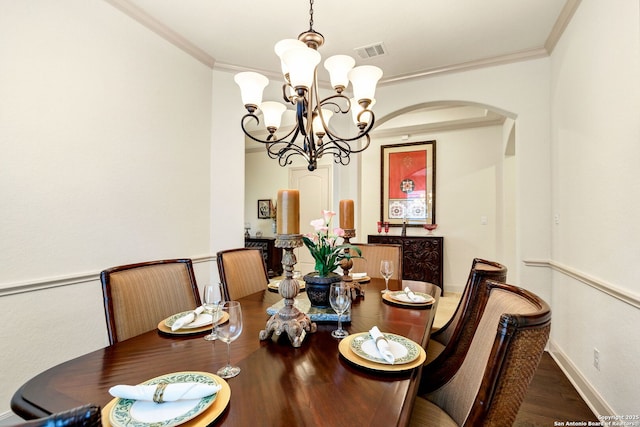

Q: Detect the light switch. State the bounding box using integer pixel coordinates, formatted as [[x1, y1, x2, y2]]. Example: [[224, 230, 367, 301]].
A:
[[480, 216, 488, 225]]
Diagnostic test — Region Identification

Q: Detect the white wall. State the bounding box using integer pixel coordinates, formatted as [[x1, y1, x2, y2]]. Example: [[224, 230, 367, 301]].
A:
[[549, 0, 640, 415], [0, 0, 213, 413]]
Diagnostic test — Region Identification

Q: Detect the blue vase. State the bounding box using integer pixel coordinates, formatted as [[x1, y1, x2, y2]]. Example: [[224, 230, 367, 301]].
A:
[[303, 272, 342, 308]]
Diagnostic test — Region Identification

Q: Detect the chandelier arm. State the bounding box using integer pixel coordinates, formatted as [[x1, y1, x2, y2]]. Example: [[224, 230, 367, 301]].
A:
[[317, 93, 351, 114], [318, 114, 375, 148]]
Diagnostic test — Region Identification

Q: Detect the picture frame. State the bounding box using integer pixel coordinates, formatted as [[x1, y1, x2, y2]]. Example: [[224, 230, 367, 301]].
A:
[[380, 140, 436, 227], [257, 199, 272, 219]]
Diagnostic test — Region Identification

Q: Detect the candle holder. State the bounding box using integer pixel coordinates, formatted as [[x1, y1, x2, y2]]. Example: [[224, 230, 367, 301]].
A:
[[339, 229, 363, 299], [259, 233, 316, 347]]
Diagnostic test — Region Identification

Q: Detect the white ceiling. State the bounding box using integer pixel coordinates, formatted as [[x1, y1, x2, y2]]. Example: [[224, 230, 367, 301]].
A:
[[113, 0, 576, 83], [107, 0, 578, 138]]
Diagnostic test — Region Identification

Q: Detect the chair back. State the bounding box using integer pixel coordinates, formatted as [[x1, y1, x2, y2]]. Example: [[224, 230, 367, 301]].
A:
[[351, 243, 403, 285], [10, 404, 101, 427], [423, 281, 551, 426], [101, 259, 200, 344], [433, 258, 507, 345], [217, 248, 270, 300]]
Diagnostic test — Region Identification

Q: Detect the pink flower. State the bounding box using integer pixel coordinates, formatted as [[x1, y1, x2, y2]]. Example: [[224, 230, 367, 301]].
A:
[[310, 218, 328, 231], [322, 210, 335, 224], [333, 227, 345, 237]]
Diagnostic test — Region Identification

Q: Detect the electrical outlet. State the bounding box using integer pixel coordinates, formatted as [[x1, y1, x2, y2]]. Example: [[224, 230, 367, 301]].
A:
[[554, 214, 560, 224], [593, 348, 600, 371]]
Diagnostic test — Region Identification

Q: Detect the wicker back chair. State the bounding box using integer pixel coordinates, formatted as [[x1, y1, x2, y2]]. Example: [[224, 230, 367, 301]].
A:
[[9, 404, 101, 427], [217, 248, 270, 301], [101, 259, 200, 344], [411, 280, 551, 426], [424, 258, 507, 372], [350, 243, 403, 286]]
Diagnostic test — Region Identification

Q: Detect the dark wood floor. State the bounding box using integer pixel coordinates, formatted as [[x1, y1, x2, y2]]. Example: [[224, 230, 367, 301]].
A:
[[514, 352, 597, 426]]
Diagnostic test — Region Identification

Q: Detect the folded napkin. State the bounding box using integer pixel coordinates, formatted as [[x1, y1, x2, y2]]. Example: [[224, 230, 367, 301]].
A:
[[369, 326, 395, 364], [109, 382, 221, 403], [171, 306, 205, 331], [403, 287, 428, 303], [351, 272, 367, 279]]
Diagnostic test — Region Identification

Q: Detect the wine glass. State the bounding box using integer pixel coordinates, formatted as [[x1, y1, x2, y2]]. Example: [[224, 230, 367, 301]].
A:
[[202, 284, 222, 341], [216, 301, 243, 379], [329, 282, 351, 339], [380, 260, 394, 294]]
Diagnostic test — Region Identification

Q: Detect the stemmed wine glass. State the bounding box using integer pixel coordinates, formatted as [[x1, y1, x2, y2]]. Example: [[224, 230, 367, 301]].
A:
[[202, 284, 222, 341], [329, 282, 351, 339], [380, 260, 394, 294], [216, 301, 243, 379]]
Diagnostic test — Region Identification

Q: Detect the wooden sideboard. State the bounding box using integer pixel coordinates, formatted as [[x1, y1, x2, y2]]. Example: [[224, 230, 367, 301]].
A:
[[245, 237, 283, 277], [368, 234, 443, 293]]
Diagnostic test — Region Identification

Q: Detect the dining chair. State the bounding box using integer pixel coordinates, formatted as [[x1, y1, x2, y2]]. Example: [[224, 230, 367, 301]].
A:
[[424, 258, 507, 368], [217, 248, 271, 300], [411, 280, 551, 426], [350, 243, 403, 284], [100, 258, 201, 344], [9, 404, 101, 427]]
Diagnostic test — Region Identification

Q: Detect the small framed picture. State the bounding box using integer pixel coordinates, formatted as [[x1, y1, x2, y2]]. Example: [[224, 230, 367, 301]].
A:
[[380, 140, 436, 227], [257, 199, 272, 219]]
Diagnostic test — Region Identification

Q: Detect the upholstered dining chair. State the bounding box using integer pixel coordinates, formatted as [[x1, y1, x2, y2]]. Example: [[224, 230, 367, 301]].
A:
[[100, 259, 201, 344], [217, 248, 270, 300], [425, 258, 507, 367], [350, 243, 403, 285], [410, 280, 551, 426], [10, 404, 101, 427]]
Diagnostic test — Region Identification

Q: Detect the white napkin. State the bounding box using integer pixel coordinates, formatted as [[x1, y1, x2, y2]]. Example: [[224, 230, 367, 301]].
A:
[[403, 287, 428, 303], [369, 326, 395, 364], [171, 306, 205, 331], [109, 382, 221, 402], [351, 272, 367, 279]]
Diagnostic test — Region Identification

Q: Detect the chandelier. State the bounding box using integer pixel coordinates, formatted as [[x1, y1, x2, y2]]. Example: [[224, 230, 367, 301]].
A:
[[234, 0, 383, 171]]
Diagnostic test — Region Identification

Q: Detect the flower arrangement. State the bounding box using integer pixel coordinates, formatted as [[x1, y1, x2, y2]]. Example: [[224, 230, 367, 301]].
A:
[[302, 210, 361, 277]]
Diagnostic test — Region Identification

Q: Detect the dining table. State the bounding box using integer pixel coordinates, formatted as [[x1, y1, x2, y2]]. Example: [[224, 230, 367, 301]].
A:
[[11, 278, 439, 427]]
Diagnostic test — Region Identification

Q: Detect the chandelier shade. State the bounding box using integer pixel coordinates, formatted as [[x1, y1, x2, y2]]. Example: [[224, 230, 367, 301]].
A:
[[235, 0, 383, 171], [234, 72, 269, 111], [323, 55, 356, 92]]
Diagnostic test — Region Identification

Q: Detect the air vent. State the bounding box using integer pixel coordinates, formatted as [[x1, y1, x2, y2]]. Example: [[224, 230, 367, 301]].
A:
[[355, 42, 387, 59]]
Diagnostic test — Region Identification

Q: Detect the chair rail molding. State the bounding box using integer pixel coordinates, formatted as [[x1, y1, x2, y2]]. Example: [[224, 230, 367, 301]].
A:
[[0, 255, 216, 297], [523, 258, 640, 309]]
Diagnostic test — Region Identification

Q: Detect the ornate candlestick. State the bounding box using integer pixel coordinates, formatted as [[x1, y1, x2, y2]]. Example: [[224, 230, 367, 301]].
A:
[[259, 234, 316, 347], [340, 228, 364, 299]]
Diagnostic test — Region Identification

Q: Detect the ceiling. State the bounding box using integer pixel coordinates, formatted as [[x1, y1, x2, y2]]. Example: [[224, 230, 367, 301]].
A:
[[107, 0, 578, 139]]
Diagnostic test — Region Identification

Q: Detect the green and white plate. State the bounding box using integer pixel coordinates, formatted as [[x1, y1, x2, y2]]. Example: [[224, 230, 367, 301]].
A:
[[388, 291, 435, 304], [164, 311, 215, 329], [109, 372, 218, 427], [350, 332, 420, 365]]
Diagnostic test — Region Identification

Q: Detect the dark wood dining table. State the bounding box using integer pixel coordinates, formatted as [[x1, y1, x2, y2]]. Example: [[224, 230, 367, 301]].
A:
[[12, 278, 439, 427]]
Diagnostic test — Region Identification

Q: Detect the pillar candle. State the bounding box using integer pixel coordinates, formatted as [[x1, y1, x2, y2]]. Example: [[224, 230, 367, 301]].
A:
[[277, 190, 300, 234], [339, 199, 354, 229]]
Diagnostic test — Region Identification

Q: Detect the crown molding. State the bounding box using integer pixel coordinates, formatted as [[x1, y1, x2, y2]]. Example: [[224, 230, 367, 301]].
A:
[[103, 0, 215, 68]]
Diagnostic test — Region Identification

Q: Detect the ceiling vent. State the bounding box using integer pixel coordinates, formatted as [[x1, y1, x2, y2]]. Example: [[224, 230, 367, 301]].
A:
[[355, 42, 387, 59]]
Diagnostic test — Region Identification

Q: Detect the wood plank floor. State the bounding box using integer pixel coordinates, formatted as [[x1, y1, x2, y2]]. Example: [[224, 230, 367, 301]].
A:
[[514, 352, 597, 426]]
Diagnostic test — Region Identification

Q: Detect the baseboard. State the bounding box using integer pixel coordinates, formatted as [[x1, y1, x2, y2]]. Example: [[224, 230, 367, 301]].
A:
[[547, 340, 614, 418]]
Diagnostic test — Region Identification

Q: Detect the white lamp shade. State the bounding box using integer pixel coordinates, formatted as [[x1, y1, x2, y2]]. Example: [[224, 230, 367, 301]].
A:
[[282, 47, 321, 90], [260, 101, 287, 129], [312, 109, 333, 135], [348, 65, 383, 103], [274, 39, 307, 76], [323, 55, 355, 90], [234, 72, 269, 107], [350, 98, 376, 125]]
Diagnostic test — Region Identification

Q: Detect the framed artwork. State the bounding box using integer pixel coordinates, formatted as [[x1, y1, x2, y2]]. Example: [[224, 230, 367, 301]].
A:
[[257, 199, 272, 219], [380, 140, 436, 227]]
